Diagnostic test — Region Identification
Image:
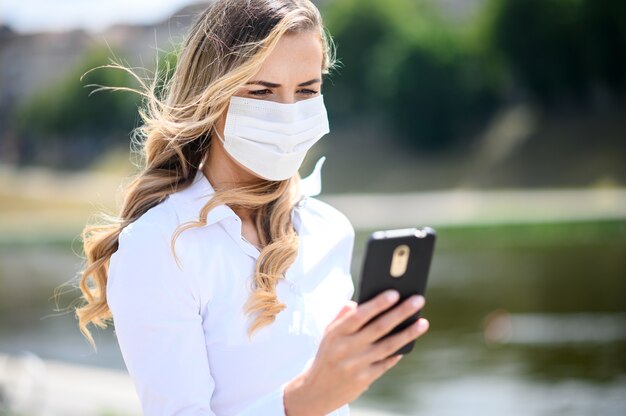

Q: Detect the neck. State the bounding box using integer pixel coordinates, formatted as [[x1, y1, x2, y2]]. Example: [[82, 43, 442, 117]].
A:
[[201, 141, 302, 221], [201, 143, 261, 221]]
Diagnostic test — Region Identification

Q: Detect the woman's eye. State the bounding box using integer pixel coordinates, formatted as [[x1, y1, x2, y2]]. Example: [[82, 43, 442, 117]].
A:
[[248, 88, 318, 97], [249, 89, 271, 96]]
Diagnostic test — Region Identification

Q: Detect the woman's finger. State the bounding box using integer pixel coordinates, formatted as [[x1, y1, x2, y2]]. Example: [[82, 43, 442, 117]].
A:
[[352, 295, 424, 346], [361, 318, 429, 365], [365, 352, 405, 381], [333, 290, 401, 335]]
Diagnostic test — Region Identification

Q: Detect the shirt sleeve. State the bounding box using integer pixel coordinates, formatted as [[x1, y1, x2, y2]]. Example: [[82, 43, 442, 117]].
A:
[[106, 220, 289, 416]]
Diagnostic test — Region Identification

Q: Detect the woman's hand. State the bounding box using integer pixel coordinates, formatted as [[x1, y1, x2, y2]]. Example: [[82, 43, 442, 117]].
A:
[[283, 290, 429, 416]]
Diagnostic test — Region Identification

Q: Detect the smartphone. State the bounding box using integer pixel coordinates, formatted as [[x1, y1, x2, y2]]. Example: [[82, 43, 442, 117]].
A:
[[356, 226, 436, 357]]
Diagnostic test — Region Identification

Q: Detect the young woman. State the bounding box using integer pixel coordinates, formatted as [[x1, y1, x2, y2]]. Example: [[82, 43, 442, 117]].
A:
[[75, 0, 429, 414]]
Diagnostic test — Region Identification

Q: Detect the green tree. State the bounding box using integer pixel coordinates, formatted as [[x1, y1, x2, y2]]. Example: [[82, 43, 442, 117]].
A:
[[13, 47, 140, 145], [323, 0, 500, 152], [483, 0, 626, 105], [11, 46, 179, 168]]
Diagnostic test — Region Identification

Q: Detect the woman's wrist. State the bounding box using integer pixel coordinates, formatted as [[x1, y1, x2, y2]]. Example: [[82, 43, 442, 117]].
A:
[[283, 373, 325, 416]]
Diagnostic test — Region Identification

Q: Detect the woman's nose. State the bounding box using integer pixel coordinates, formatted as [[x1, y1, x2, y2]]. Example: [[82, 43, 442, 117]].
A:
[[278, 95, 296, 104], [274, 92, 297, 104]]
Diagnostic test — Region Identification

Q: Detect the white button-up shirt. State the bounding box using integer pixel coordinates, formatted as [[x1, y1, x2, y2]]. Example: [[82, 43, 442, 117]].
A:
[[106, 156, 355, 415]]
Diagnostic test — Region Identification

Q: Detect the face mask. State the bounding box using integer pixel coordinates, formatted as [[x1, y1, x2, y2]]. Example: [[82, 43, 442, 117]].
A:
[[213, 94, 330, 181]]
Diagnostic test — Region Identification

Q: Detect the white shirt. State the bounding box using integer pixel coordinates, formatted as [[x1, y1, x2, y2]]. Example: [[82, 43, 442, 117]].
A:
[[106, 156, 355, 416]]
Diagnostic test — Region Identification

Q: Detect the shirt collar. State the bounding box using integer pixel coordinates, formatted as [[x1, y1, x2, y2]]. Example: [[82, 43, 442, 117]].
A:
[[172, 155, 326, 227]]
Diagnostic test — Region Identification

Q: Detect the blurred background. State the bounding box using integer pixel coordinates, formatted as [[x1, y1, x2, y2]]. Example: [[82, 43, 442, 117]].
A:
[[0, 0, 625, 415]]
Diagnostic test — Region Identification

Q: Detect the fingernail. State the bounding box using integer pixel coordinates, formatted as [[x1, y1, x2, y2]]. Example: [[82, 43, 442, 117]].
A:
[[410, 296, 422, 308], [386, 290, 399, 302]]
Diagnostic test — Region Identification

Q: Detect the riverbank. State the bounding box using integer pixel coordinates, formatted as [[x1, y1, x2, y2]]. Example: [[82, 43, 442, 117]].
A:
[[1, 165, 625, 244]]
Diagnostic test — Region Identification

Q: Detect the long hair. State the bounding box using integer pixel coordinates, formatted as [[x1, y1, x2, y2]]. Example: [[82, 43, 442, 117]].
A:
[[73, 0, 338, 350]]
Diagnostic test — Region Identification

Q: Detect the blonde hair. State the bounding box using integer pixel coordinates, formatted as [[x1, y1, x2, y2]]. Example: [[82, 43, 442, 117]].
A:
[[73, 0, 337, 350]]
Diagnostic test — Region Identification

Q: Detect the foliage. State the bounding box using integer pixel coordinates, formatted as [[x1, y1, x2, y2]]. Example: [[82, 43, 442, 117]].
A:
[[483, 0, 626, 105], [323, 0, 501, 152], [322, 0, 625, 152], [10, 46, 179, 168], [11, 0, 625, 162], [12, 47, 140, 145]]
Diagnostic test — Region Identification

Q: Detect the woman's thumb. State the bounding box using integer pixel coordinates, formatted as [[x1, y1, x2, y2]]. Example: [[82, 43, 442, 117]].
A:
[[324, 300, 358, 336], [334, 300, 357, 321]]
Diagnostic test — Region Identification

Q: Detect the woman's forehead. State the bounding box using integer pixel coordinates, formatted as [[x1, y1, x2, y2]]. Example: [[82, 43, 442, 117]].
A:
[[251, 31, 323, 85]]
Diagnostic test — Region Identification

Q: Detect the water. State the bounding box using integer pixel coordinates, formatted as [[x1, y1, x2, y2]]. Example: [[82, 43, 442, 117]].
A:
[[1, 220, 625, 414]]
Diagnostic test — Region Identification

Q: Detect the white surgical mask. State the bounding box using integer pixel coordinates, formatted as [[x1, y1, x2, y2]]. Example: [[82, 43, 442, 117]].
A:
[[213, 94, 330, 181]]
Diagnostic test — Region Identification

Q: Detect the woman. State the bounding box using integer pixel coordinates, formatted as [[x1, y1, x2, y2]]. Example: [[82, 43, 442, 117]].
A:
[[75, 0, 429, 414]]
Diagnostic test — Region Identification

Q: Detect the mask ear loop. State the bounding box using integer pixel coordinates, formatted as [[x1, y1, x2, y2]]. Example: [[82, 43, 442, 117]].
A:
[[212, 125, 226, 144], [200, 126, 224, 171]]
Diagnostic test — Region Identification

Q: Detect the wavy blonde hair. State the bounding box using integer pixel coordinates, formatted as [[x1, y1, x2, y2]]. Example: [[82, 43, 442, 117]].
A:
[[73, 0, 338, 351]]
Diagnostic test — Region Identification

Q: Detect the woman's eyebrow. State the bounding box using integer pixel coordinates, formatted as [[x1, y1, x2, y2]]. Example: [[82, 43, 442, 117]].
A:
[[245, 78, 322, 88]]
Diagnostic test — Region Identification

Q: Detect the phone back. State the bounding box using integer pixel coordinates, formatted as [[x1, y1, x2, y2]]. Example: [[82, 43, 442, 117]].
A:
[[356, 227, 436, 356]]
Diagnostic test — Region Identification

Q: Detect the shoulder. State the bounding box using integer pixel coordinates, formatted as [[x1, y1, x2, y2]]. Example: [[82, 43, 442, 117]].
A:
[[303, 196, 355, 239], [108, 200, 201, 310], [112, 199, 191, 277], [120, 197, 179, 237], [117, 195, 205, 252]]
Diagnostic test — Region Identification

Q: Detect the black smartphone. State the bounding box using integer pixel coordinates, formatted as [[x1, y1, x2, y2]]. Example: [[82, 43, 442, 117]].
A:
[[356, 226, 436, 357]]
